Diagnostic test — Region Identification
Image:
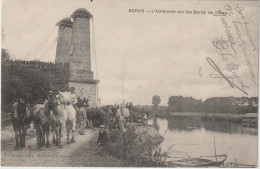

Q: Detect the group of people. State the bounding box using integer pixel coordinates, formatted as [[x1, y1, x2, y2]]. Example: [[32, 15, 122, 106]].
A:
[[42, 86, 136, 146], [114, 103, 135, 132], [97, 103, 135, 146]]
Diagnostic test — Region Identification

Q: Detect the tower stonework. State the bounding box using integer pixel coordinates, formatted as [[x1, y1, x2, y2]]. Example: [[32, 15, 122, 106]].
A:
[[55, 9, 99, 107], [70, 8, 93, 81], [55, 18, 73, 63]]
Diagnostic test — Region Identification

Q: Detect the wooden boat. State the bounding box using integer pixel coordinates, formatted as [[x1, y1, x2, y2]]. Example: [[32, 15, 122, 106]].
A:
[[164, 154, 228, 167]]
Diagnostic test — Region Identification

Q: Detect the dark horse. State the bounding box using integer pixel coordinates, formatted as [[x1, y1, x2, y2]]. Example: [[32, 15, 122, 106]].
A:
[[85, 107, 105, 127], [11, 99, 32, 150], [33, 99, 56, 148], [85, 106, 115, 128]]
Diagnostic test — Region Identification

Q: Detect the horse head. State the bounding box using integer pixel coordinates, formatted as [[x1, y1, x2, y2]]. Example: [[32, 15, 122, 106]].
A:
[[17, 99, 26, 114], [45, 98, 59, 116], [12, 99, 29, 123]]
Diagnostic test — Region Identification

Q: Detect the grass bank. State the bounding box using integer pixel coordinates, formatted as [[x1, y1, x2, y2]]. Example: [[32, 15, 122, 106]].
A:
[[103, 125, 166, 167], [154, 112, 245, 123]]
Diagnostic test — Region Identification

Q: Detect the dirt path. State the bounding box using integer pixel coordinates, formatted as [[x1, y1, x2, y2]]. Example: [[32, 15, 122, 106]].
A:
[[1, 126, 127, 167]]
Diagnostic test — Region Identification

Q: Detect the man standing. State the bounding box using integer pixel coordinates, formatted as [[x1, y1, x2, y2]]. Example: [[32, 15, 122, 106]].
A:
[[123, 105, 130, 126], [116, 104, 126, 132], [69, 87, 80, 123], [69, 87, 78, 107], [115, 105, 120, 125], [78, 103, 88, 135], [44, 91, 55, 108]]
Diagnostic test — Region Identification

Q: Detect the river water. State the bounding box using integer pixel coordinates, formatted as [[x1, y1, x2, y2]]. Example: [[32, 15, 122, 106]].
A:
[[148, 117, 258, 165]]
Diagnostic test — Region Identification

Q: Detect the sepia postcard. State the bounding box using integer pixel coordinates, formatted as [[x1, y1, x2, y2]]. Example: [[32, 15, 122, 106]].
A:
[[1, 0, 259, 167]]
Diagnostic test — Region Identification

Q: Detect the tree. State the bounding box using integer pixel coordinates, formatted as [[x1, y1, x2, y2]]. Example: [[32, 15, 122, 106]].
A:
[[2, 49, 10, 62], [167, 95, 258, 114], [152, 95, 161, 111], [1, 48, 70, 112]]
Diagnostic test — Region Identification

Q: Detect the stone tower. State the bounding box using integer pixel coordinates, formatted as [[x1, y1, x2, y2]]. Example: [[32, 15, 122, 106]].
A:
[[70, 8, 93, 81], [55, 8, 99, 107], [55, 18, 73, 63]]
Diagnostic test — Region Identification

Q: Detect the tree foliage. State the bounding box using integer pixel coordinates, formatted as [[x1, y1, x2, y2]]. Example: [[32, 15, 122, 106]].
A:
[[152, 95, 161, 111], [167, 95, 258, 114], [1, 49, 70, 111], [152, 95, 161, 105]]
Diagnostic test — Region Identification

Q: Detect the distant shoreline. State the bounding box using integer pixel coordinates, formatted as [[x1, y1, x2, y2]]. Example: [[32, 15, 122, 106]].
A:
[[153, 112, 256, 123]]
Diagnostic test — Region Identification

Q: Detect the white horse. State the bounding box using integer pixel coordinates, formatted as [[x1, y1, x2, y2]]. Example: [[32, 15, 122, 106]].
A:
[[50, 98, 68, 147], [58, 92, 77, 144]]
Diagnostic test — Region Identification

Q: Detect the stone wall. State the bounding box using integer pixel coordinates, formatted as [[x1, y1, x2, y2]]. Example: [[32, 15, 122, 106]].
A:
[[69, 81, 98, 107], [55, 26, 72, 63]]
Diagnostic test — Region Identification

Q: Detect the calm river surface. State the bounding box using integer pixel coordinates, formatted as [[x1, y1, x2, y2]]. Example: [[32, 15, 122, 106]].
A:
[[148, 117, 258, 165]]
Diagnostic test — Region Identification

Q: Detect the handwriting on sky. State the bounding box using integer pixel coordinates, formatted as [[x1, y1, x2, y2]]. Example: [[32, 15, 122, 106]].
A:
[[206, 3, 257, 95]]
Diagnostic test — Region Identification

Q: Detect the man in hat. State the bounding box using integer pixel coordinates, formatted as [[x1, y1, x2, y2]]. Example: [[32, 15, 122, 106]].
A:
[[69, 87, 78, 107], [69, 87, 80, 122], [44, 91, 55, 108], [97, 125, 110, 146], [123, 105, 130, 127], [78, 103, 88, 135], [116, 104, 127, 132]]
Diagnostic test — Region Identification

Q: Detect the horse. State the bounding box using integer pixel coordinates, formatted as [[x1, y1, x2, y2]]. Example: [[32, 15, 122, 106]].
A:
[[11, 99, 32, 150], [76, 97, 89, 127], [76, 97, 89, 109], [85, 106, 114, 128], [104, 105, 117, 119], [33, 99, 56, 148], [58, 92, 77, 144], [85, 107, 103, 127], [50, 98, 68, 147]]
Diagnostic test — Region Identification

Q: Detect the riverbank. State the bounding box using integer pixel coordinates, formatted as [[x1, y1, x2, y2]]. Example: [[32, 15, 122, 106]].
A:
[[154, 112, 245, 123], [103, 125, 166, 167], [1, 126, 128, 167]]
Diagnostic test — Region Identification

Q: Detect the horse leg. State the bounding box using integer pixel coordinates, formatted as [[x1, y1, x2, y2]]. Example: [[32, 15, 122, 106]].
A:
[[14, 128, 19, 150], [92, 117, 95, 127], [70, 121, 76, 143], [18, 127, 22, 149], [89, 118, 93, 128], [38, 124, 43, 148], [90, 117, 93, 127], [66, 121, 70, 144], [35, 123, 39, 146], [59, 125, 63, 144], [23, 124, 27, 147], [42, 125, 46, 146], [45, 124, 50, 147], [57, 125, 63, 148], [55, 125, 59, 146], [88, 118, 91, 128], [35, 123, 40, 146], [21, 125, 26, 148], [51, 124, 56, 144]]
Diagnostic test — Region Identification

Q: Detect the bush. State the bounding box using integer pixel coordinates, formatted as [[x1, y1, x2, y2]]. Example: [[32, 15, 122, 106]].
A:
[[104, 128, 167, 167]]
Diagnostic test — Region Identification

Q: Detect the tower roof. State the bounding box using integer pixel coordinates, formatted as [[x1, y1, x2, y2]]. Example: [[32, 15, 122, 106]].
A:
[[71, 8, 92, 18], [56, 17, 73, 27]]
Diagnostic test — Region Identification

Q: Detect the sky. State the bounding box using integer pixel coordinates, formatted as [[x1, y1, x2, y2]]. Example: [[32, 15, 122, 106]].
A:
[[2, 0, 259, 105]]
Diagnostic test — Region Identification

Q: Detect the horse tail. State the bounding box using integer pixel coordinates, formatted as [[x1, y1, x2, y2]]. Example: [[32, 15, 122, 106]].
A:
[[25, 104, 33, 123], [11, 103, 16, 119]]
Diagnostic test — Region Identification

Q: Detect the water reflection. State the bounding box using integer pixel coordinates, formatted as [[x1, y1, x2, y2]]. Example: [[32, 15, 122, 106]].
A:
[[164, 117, 257, 135], [148, 117, 258, 165]]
